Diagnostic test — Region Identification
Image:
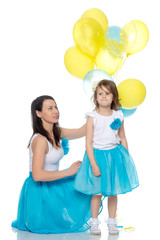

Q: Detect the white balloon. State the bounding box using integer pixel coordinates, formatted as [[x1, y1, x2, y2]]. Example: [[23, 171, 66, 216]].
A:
[[83, 69, 113, 98]]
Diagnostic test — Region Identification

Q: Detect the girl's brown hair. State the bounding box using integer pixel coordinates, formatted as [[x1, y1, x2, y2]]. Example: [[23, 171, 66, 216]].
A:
[[93, 79, 121, 110]]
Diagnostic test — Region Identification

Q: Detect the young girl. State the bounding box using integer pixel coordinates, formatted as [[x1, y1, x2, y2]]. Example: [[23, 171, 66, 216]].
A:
[[12, 95, 92, 234], [74, 80, 139, 235]]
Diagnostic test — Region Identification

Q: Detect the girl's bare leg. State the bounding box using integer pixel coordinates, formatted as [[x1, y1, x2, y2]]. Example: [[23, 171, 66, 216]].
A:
[[108, 195, 117, 218], [91, 195, 102, 218]]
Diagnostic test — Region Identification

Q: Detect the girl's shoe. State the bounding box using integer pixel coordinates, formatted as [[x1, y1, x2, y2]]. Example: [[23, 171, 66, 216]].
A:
[[106, 218, 119, 235], [108, 224, 119, 235], [89, 219, 101, 235]]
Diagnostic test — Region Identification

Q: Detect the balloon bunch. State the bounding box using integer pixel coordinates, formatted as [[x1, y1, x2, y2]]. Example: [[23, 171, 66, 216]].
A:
[[64, 8, 149, 117]]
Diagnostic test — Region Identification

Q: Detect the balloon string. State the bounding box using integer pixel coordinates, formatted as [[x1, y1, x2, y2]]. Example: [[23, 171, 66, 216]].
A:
[[117, 226, 135, 232], [124, 227, 135, 231], [116, 210, 135, 232], [114, 54, 127, 81]]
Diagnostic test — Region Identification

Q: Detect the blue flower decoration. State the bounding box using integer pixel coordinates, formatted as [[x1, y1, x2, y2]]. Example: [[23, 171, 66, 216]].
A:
[[61, 138, 70, 155], [110, 118, 122, 130]]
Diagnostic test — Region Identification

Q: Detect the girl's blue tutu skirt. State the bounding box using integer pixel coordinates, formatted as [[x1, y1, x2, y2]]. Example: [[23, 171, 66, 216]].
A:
[[74, 144, 139, 196], [12, 173, 93, 234]]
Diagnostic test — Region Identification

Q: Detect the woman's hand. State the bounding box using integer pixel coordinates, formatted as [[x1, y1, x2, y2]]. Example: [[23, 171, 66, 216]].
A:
[[92, 164, 101, 177], [68, 161, 82, 176]]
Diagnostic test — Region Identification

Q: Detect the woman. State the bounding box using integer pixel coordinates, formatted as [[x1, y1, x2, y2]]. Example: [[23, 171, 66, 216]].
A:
[[11, 95, 93, 234]]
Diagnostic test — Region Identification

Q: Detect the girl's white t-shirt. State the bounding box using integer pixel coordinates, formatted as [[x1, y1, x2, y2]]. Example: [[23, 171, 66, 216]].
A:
[[86, 110, 124, 150]]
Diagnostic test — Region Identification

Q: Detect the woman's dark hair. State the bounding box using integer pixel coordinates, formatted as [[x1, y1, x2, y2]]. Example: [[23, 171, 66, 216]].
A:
[[28, 95, 61, 147], [93, 79, 121, 110]]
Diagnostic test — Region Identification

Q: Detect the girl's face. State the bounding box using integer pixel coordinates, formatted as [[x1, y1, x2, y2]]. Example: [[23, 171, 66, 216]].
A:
[[36, 99, 59, 124], [96, 86, 113, 108]]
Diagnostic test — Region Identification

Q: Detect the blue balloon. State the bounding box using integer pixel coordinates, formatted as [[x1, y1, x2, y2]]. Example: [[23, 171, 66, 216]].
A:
[[119, 108, 137, 118], [83, 69, 113, 98], [106, 26, 121, 43]]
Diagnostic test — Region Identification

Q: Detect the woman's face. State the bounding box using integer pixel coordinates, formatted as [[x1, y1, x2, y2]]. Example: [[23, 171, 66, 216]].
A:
[[36, 99, 59, 124]]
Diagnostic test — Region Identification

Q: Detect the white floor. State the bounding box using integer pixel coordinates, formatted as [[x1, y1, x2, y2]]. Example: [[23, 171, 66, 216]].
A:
[[1, 1, 159, 239], [5, 191, 158, 240], [8, 223, 152, 240]]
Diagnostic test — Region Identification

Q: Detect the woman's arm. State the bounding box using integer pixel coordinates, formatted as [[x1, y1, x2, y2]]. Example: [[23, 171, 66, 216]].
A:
[[86, 117, 101, 176], [60, 124, 86, 140], [32, 136, 81, 182], [118, 120, 128, 150]]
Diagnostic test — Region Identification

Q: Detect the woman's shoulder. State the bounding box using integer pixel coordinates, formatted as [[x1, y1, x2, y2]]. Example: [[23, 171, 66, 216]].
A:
[[31, 134, 48, 149], [33, 134, 47, 141]]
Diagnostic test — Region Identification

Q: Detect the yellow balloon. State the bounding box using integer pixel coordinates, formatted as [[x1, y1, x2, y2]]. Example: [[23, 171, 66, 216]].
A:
[[128, 20, 149, 55], [120, 20, 149, 56], [104, 38, 124, 56], [95, 39, 124, 75], [81, 8, 108, 34], [64, 46, 95, 79], [117, 79, 146, 108], [73, 17, 105, 57], [120, 21, 137, 54]]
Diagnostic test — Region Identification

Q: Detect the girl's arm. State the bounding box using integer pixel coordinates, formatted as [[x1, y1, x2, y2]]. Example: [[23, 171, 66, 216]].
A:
[[86, 117, 101, 176], [118, 120, 128, 150], [32, 136, 81, 182], [60, 124, 86, 140]]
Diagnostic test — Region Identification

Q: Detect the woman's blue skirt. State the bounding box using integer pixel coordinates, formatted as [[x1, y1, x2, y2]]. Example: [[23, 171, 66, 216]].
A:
[[74, 144, 139, 196], [12, 173, 94, 234]]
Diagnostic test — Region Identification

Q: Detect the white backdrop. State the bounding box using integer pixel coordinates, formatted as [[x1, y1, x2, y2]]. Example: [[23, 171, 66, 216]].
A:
[[0, 0, 159, 239]]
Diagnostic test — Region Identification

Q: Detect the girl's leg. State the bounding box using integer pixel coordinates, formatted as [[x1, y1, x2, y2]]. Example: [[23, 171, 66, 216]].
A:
[[90, 195, 102, 235], [107, 195, 119, 235], [108, 195, 117, 218], [91, 195, 102, 218]]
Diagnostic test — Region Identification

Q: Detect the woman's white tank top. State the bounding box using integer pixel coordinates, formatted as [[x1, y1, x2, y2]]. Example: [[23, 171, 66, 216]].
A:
[[29, 134, 64, 172]]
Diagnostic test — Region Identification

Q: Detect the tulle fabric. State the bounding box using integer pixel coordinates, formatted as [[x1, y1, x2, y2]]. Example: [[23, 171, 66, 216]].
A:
[[12, 174, 93, 234], [74, 144, 139, 196]]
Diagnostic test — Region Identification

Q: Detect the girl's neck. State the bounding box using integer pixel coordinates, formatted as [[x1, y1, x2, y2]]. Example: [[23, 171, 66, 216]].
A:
[[96, 106, 113, 116]]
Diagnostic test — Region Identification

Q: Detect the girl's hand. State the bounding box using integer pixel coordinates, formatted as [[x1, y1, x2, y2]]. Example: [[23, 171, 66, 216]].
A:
[[68, 161, 81, 176], [92, 164, 101, 176]]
